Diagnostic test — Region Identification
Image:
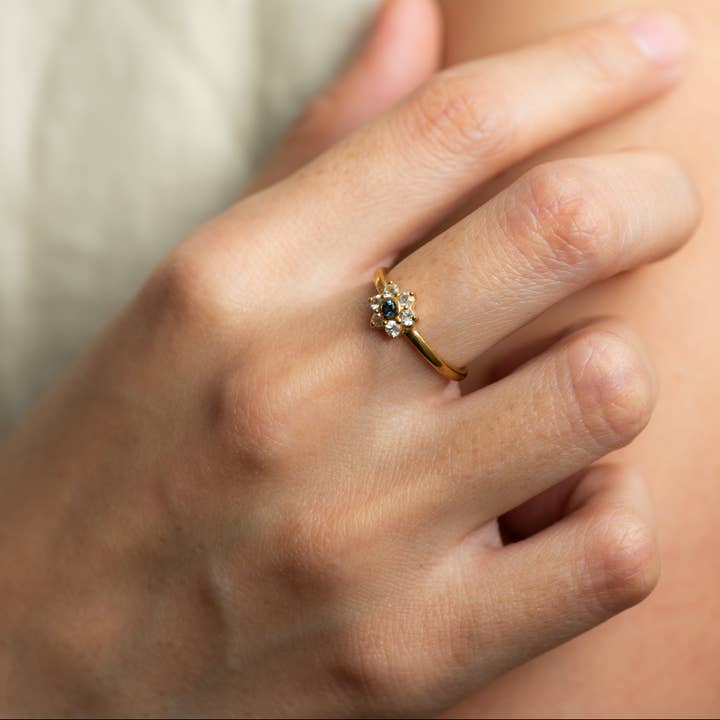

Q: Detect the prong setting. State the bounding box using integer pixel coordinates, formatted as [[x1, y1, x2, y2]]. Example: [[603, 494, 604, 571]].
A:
[[368, 278, 416, 337]]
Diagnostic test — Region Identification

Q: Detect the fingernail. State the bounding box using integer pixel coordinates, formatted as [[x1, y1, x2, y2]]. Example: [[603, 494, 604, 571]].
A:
[[617, 13, 688, 66]]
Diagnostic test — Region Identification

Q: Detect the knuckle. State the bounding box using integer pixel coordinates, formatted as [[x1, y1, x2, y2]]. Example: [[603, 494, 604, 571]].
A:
[[505, 162, 621, 277], [211, 364, 285, 471], [580, 506, 659, 615], [328, 627, 409, 712], [404, 73, 514, 162], [330, 611, 446, 714], [212, 332, 379, 472], [562, 330, 655, 448], [266, 505, 371, 611], [142, 244, 233, 327], [273, 511, 344, 588], [289, 91, 338, 147], [144, 251, 208, 322]]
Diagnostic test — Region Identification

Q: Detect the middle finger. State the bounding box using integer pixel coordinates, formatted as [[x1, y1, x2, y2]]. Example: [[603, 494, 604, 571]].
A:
[[271, 14, 687, 276]]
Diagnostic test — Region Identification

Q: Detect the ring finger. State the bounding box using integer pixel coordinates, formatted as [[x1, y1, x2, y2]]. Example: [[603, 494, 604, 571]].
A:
[[386, 151, 699, 377]]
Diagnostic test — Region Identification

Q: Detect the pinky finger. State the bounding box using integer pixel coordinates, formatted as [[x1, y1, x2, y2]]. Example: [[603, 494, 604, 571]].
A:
[[491, 463, 658, 643], [427, 465, 659, 705]]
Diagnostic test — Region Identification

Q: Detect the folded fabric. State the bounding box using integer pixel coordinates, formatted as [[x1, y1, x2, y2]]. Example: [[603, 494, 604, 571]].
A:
[[0, 0, 375, 435]]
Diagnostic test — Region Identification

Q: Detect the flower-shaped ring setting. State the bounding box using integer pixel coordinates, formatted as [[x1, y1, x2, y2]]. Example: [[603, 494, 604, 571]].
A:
[[368, 282, 416, 338], [368, 268, 467, 382]]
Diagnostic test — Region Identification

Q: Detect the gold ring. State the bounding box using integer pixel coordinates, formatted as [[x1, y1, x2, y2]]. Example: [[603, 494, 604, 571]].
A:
[[368, 268, 467, 382]]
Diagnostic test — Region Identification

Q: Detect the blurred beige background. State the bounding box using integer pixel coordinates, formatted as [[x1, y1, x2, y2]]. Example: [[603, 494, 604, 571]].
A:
[[0, 0, 375, 437]]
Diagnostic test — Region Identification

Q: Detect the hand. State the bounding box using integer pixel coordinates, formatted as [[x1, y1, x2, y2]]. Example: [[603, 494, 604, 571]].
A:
[[0, 3, 699, 716]]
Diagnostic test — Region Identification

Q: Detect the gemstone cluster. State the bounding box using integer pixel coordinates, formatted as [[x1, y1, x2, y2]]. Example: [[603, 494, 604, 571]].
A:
[[369, 280, 416, 338]]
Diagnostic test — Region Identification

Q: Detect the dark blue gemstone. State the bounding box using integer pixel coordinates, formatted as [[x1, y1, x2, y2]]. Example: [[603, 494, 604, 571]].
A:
[[381, 299, 397, 319]]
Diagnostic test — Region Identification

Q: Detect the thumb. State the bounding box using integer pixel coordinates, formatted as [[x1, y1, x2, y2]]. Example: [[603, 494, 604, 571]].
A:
[[247, 0, 442, 192]]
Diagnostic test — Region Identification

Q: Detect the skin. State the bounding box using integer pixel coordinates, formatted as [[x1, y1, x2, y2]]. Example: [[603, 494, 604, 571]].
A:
[[438, 1, 720, 717], [0, 1, 703, 716]]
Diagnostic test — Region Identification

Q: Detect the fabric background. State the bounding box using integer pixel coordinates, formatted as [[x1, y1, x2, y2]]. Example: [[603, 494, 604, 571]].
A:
[[0, 0, 376, 437]]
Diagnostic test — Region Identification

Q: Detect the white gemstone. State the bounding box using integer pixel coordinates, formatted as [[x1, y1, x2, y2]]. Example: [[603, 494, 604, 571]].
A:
[[369, 294, 382, 311], [383, 282, 399, 298], [384, 320, 402, 338], [398, 291, 415, 308], [399, 309, 415, 327], [370, 312, 384, 328]]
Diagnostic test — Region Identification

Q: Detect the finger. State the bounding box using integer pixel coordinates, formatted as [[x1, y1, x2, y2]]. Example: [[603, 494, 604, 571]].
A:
[[389, 151, 700, 370], [416, 464, 658, 706], [427, 320, 656, 525], [275, 12, 688, 268], [246, 0, 441, 192]]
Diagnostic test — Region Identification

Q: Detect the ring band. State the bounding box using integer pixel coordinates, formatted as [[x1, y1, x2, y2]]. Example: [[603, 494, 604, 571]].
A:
[[369, 268, 467, 382]]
